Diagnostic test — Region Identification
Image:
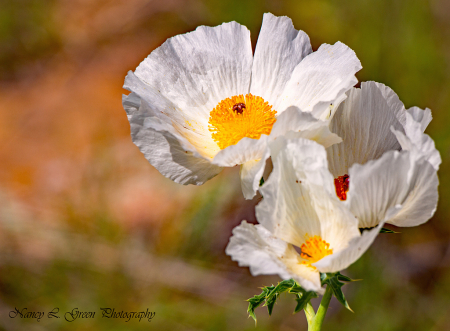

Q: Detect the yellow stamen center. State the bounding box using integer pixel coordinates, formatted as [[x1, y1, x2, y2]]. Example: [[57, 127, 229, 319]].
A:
[[208, 94, 277, 150], [300, 236, 333, 265]]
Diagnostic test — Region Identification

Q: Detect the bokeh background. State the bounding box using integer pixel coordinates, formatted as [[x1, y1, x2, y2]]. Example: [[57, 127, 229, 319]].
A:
[[1, 0, 450, 330]]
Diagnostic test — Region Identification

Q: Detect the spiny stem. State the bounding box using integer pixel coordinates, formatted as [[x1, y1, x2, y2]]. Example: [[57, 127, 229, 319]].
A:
[[309, 285, 333, 331], [304, 301, 315, 328]]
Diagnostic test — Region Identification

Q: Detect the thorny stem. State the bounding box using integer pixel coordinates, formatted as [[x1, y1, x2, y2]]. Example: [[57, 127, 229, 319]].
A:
[[304, 301, 315, 328], [308, 285, 333, 331]]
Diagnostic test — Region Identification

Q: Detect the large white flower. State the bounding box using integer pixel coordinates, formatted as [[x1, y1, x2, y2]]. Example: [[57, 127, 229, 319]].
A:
[[326, 81, 440, 228], [123, 13, 362, 198], [226, 137, 384, 293]]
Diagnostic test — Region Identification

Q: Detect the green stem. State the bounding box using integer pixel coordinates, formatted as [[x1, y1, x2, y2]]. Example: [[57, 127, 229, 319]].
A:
[[309, 285, 333, 331], [304, 301, 315, 328]]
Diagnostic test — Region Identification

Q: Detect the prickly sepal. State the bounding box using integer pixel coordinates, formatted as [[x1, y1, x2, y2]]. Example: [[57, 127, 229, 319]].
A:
[[320, 272, 360, 312], [246, 272, 360, 322], [246, 279, 318, 323]]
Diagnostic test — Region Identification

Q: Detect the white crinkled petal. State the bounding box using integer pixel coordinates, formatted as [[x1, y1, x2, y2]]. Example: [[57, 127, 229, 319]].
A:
[[257, 137, 359, 251], [305, 182, 360, 252], [125, 92, 198, 154], [122, 92, 142, 119], [327, 81, 406, 177], [124, 72, 182, 124], [127, 97, 222, 185], [284, 138, 360, 251], [407, 106, 432, 132], [347, 149, 438, 228], [257, 138, 322, 248], [381, 156, 439, 227], [270, 107, 320, 138], [393, 127, 441, 171], [134, 21, 252, 118], [313, 222, 384, 273], [286, 127, 342, 149], [286, 138, 336, 195], [371, 81, 407, 126], [392, 108, 441, 170], [212, 136, 269, 167], [270, 107, 342, 148], [250, 13, 312, 108], [212, 136, 271, 199], [134, 125, 222, 185], [226, 221, 322, 292], [124, 71, 221, 159], [240, 155, 270, 200], [125, 21, 253, 159], [277, 42, 362, 121]]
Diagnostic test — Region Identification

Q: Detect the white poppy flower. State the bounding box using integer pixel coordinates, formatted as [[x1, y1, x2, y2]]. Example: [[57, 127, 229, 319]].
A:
[[226, 137, 384, 293], [123, 13, 362, 198], [326, 81, 440, 228]]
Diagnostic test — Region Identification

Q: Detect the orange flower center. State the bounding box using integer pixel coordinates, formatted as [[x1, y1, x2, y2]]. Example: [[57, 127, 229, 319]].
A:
[[208, 94, 277, 150], [300, 236, 333, 265], [334, 174, 350, 201]]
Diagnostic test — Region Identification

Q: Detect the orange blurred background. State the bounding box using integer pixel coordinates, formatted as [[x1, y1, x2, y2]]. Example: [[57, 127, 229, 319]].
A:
[[1, 0, 450, 330]]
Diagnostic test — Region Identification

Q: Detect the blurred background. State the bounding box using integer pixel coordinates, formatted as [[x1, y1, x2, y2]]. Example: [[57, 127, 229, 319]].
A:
[[0, 0, 449, 330]]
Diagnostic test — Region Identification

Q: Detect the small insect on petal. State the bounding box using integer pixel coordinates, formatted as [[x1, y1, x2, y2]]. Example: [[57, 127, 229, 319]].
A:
[[232, 103, 246, 114]]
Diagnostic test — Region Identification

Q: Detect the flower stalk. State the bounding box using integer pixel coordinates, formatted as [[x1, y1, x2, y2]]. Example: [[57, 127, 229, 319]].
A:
[[304, 301, 315, 328], [308, 285, 333, 331]]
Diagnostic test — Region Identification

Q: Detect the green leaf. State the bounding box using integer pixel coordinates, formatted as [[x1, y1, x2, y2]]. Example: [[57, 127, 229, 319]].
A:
[[289, 282, 307, 294], [359, 227, 399, 234], [266, 294, 277, 316], [380, 227, 400, 234], [259, 177, 265, 186], [247, 287, 269, 306], [247, 303, 258, 322], [247, 286, 272, 322], [326, 277, 353, 312], [264, 279, 295, 315], [246, 279, 320, 320], [294, 291, 317, 313], [266, 279, 296, 301], [335, 272, 361, 283], [320, 272, 356, 312], [320, 272, 334, 285]]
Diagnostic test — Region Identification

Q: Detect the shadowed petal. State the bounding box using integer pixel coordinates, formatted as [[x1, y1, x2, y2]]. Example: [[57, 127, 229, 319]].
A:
[[327, 81, 406, 177], [226, 221, 322, 292], [347, 150, 438, 228]]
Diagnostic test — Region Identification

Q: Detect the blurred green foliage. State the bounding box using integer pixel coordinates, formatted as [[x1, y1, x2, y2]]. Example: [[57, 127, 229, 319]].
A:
[[0, 0, 61, 80], [0, 0, 449, 330]]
